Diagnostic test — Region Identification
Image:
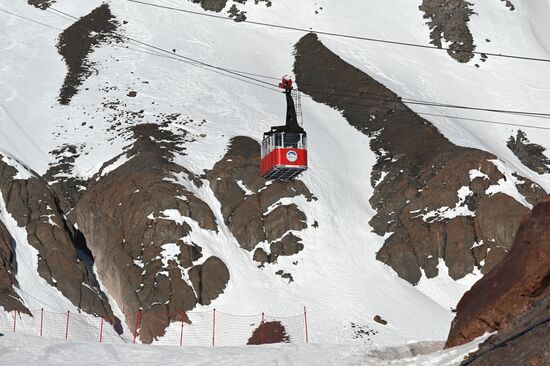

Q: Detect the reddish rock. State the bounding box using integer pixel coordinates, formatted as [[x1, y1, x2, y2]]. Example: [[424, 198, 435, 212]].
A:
[[446, 198, 550, 348], [247, 321, 290, 345]]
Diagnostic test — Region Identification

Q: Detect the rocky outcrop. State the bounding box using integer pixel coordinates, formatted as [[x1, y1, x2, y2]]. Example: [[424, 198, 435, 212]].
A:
[[0, 156, 113, 318], [57, 4, 122, 105], [207, 136, 313, 265], [294, 33, 546, 285], [75, 123, 227, 343], [446, 197, 550, 348], [0, 220, 27, 313], [419, 0, 476, 63], [507, 130, 550, 174]]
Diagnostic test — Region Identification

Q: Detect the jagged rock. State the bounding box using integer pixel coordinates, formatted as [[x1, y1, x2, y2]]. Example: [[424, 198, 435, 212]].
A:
[[189, 256, 230, 305], [446, 197, 550, 348], [207, 136, 312, 257], [0, 155, 113, 319], [75, 124, 215, 342], [507, 130, 550, 174], [293, 33, 546, 285], [0, 220, 28, 313], [419, 0, 476, 63]]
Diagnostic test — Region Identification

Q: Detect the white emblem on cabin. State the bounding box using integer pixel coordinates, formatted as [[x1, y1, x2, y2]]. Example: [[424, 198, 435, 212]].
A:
[[286, 150, 298, 162]]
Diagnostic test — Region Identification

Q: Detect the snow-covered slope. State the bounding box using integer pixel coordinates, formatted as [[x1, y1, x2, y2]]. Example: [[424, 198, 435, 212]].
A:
[[0, 332, 486, 366], [0, 0, 549, 349]]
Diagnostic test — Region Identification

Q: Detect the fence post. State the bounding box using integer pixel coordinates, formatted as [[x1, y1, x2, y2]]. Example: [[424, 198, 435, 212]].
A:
[[133, 310, 142, 344], [12, 310, 16, 333], [179, 309, 185, 347], [304, 306, 309, 344], [212, 309, 216, 347], [261, 312, 265, 345], [99, 317, 104, 343], [40, 308, 44, 337], [65, 311, 70, 340]]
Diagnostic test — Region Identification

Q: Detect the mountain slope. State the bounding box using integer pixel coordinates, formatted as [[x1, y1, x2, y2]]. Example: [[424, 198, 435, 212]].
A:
[[1, 0, 550, 347]]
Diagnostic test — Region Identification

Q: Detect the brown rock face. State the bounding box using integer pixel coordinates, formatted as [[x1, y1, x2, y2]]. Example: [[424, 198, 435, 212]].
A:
[[445, 198, 550, 348], [0, 156, 113, 319], [207, 136, 313, 263], [75, 123, 226, 343], [0, 220, 27, 313], [189, 256, 230, 306], [293, 33, 545, 285]]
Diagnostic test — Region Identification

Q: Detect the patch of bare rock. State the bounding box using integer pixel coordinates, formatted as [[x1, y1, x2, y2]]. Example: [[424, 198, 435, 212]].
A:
[[27, 0, 56, 10], [293, 33, 546, 285], [57, 4, 122, 105], [507, 130, 550, 174], [419, 0, 476, 63]]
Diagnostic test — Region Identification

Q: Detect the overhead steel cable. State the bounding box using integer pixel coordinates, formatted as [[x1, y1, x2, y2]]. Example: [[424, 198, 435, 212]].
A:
[[43, 6, 550, 120], [127, 0, 550, 64], [3, 6, 550, 131], [0, 7, 63, 31]]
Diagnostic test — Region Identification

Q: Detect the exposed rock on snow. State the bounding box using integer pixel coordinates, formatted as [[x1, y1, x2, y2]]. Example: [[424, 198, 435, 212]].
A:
[[419, 0, 476, 63], [507, 130, 550, 175], [207, 136, 313, 262], [294, 33, 546, 285], [0, 155, 114, 319], [57, 4, 122, 105], [26, 0, 56, 10], [446, 197, 550, 348]]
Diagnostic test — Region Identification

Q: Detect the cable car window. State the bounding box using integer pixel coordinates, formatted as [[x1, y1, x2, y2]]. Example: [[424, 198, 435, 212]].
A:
[[302, 134, 307, 149], [275, 133, 282, 148], [284, 133, 300, 148]]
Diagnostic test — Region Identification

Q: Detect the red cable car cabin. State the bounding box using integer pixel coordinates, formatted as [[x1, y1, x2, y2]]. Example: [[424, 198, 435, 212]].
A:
[[261, 77, 308, 181]]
